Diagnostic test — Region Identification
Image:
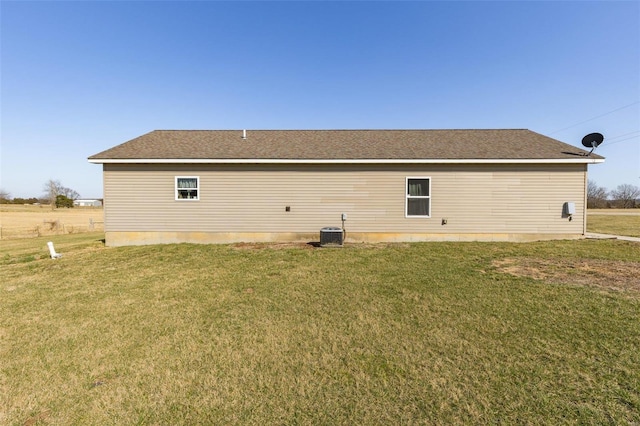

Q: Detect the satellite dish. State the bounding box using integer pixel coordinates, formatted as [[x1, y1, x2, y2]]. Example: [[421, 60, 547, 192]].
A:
[[581, 132, 604, 155]]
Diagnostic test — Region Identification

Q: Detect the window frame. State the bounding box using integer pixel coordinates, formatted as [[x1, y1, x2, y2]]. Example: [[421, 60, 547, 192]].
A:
[[405, 177, 431, 218], [175, 176, 200, 201]]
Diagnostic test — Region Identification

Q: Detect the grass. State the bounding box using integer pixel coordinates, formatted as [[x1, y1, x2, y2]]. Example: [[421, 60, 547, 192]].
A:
[[587, 213, 640, 238], [1, 234, 639, 425]]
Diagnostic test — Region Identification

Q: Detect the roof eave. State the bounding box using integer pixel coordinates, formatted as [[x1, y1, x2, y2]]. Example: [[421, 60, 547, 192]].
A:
[[88, 158, 605, 165]]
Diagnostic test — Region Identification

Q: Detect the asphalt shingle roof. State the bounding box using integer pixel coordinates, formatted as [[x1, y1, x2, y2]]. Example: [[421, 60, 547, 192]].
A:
[[88, 129, 603, 162]]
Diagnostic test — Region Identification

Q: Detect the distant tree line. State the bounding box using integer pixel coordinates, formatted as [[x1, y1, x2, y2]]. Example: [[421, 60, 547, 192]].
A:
[[0, 195, 43, 205], [588, 181, 640, 209]]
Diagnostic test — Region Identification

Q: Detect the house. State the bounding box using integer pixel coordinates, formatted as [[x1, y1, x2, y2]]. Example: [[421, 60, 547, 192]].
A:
[[73, 199, 103, 207], [88, 129, 604, 246]]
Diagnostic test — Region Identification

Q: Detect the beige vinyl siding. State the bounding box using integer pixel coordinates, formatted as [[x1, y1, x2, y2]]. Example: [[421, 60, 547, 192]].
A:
[[103, 163, 586, 236]]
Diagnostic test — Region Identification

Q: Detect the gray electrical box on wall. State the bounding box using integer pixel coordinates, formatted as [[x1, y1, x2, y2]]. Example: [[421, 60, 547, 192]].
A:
[[564, 202, 576, 216]]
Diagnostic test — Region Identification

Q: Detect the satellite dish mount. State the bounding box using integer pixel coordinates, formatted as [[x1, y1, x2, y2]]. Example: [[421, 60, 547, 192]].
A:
[[581, 132, 604, 156]]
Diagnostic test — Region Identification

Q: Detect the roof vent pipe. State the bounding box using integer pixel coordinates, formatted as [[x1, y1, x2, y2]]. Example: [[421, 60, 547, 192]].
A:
[[242, 129, 247, 139]]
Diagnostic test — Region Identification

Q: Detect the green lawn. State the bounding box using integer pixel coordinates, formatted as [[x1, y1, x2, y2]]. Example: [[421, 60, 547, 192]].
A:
[[587, 213, 640, 238], [2, 234, 639, 425]]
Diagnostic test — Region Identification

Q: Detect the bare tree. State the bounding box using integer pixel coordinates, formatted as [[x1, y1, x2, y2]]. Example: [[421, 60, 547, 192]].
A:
[[611, 183, 640, 209], [587, 180, 609, 209], [43, 179, 80, 209], [60, 187, 80, 200], [43, 179, 62, 207], [0, 188, 10, 203]]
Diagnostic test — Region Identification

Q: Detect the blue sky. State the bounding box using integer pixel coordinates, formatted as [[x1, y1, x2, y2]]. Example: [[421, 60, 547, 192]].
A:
[[1, 1, 638, 198]]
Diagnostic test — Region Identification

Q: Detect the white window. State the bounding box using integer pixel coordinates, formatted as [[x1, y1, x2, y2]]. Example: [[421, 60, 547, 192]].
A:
[[406, 177, 430, 218], [175, 176, 199, 200]]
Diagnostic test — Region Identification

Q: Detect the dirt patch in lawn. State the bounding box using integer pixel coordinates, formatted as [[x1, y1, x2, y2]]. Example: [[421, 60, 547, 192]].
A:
[[493, 257, 640, 295]]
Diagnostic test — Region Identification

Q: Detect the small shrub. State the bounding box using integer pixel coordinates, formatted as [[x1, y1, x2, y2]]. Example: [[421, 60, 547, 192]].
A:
[[55, 195, 74, 208]]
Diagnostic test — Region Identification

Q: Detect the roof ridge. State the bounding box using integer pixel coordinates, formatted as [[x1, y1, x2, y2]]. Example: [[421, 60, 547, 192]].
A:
[[150, 128, 532, 132]]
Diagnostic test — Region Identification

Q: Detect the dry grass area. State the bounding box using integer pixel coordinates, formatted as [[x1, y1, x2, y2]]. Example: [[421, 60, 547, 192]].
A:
[[493, 257, 640, 294], [0, 204, 103, 239]]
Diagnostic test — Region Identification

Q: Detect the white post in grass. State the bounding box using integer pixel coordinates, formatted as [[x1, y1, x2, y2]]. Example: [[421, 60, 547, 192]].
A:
[[47, 241, 62, 259]]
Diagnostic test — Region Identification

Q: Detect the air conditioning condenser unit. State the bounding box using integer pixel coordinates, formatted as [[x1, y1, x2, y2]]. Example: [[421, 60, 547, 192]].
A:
[[320, 227, 343, 247]]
